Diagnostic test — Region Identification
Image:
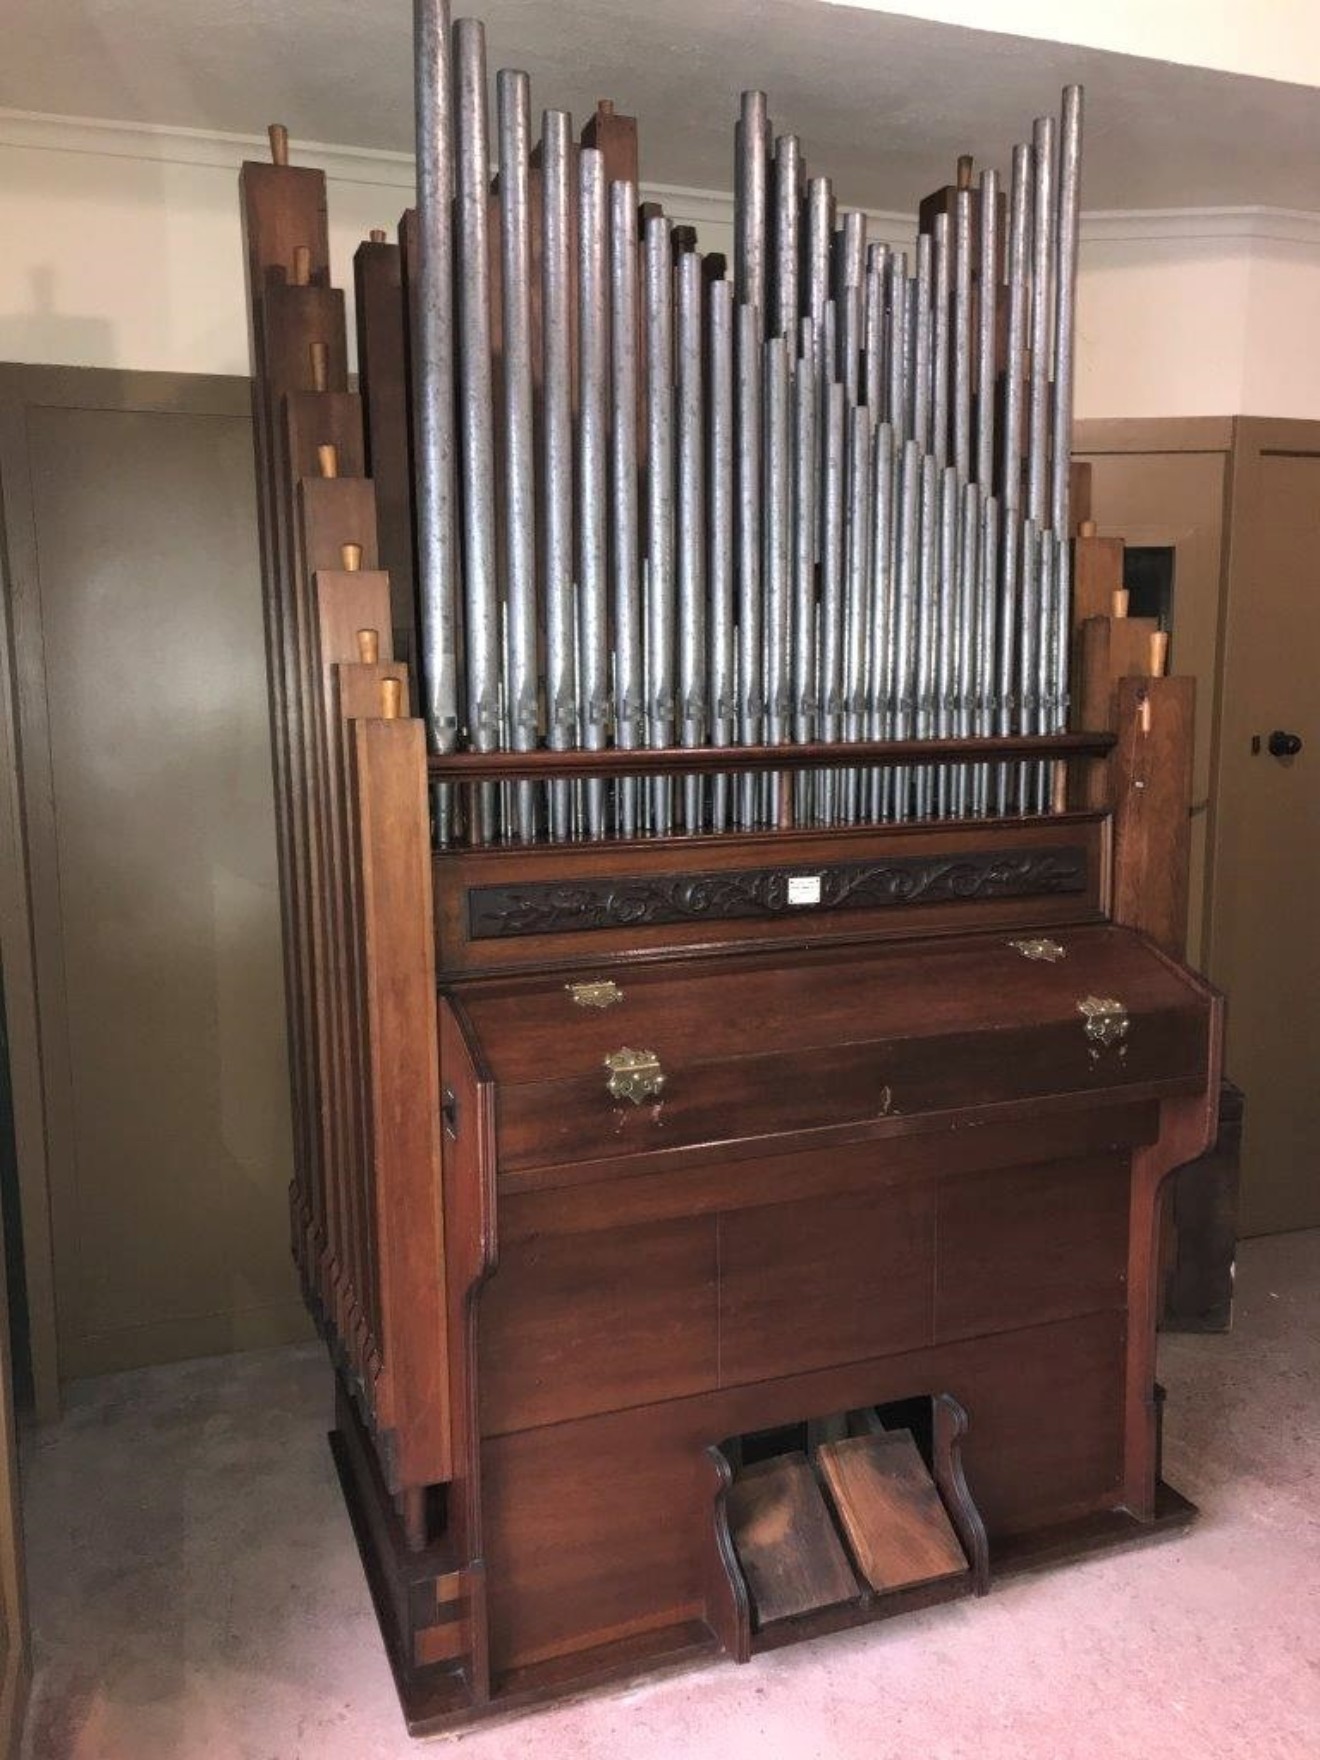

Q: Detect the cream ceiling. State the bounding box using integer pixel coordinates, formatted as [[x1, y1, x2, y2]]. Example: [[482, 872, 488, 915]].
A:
[[6, 0, 1320, 213]]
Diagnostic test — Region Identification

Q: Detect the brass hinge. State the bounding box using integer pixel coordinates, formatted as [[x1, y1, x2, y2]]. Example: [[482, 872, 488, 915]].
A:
[[1008, 936, 1066, 963], [566, 978, 623, 1010], [604, 1046, 665, 1105], [1077, 994, 1129, 1051]]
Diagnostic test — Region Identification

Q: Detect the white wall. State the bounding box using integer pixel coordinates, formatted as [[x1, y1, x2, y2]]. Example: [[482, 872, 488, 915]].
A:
[[829, 1, 1320, 88], [3, 112, 1320, 422]]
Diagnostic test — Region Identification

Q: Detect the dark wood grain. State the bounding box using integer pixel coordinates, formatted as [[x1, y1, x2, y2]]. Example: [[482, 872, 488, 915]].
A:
[[725, 1454, 859, 1625], [719, 1188, 934, 1387], [437, 816, 1108, 975], [428, 730, 1115, 783], [815, 1431, 967, 1593]]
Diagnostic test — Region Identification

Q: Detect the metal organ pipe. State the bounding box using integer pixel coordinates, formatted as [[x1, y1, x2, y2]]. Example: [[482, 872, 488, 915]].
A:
[[407, 38, 1087, 839]]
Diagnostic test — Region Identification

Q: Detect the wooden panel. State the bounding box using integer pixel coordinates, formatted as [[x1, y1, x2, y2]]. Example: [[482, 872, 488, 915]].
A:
[[719, 1187, 934, 1386], [936, 1156, 1129, 1340], [815, 1431, 966, 1592], [297, 477, 380, 573], [1110, 674, 1196, 958], [1072, 532, 1125, 626], [482, 1409, 711, 1676], [493, 1012, 1208, 1180], [956, 1309, 1126, 1536], [726, 1454, 858, 1624], [349, 717, 451, 1489], [435, 816, 1107, 975], [498, 1102, 1162, 1232], [479, 1217, 718, 1434]]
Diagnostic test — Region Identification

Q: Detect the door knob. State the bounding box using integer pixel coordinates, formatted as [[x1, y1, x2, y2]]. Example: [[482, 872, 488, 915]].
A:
[[1267, 730, 1303, 758]]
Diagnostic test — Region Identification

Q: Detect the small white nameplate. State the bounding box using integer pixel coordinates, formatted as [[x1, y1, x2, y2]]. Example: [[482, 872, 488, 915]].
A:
[[787, 874, 823, 906]]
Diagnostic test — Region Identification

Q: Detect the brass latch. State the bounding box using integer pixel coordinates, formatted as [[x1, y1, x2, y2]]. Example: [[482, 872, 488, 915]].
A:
[[1008, 936, 1066, 963], [1077, 995, 1129, 1051], [566, 979, 623, 1010], [604, 1047, 665, 1105]]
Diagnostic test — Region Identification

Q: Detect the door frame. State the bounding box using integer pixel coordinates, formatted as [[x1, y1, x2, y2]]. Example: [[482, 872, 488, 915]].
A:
[[0, 364, 256, 1418]]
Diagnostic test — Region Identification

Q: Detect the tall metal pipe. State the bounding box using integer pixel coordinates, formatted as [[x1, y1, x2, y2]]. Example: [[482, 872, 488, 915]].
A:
[[864, 243, 887, 417], [453, 20, 500, 789], [763, 335, 792, 747], [930, 212, 951, 469], [709, 277, 736, 829], [541, 109, 576, 839], [818, 380, 847, 763], [577, 147, 610, 837], [806, 177, 834, 334], [1027, 114, 1056, 527], [609, 180, 643, 836], [952, 188, 973, 484], [735, 300, 763, 827], [912, 233, 933, 454], [412, 0, 459, 800], [644, 212, 676, 832], [976, 168, 999, 493], [792, 321, 818, 749], [676, 249, 707, 830], [736, 91, 770, 321], [497, 69, 537, 839], [1002, 142, 1032, 521], [886, 250, 909, 444], [773, 134, 802, 343], [843, 406, 874, 821], [865, 419, 896, 820], [839, 283, 862, 407], [1050, 87, 1083, 536]]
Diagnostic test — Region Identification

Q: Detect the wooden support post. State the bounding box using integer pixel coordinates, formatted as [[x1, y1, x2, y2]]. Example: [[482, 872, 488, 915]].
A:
[[347, 709, 452, 1494], [1110, 674, 1195, 958], [1072, 521, 1126, 627]]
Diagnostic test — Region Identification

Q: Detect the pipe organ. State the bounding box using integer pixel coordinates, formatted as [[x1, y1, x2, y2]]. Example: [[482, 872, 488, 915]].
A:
[[241, 0, 1220, 1733]]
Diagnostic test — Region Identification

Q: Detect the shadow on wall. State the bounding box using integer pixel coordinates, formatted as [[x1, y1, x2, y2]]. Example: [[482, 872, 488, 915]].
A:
[[0, 267, 115, 367]]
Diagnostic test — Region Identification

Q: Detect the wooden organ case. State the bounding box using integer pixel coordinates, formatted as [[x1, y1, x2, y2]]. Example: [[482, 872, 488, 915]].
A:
[[240, 15, 1221, 1735]]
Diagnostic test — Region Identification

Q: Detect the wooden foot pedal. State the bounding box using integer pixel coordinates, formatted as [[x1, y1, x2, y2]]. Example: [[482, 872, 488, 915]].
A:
[[816, 1430, 968, 1594], [726, 1452, 859, 1625]]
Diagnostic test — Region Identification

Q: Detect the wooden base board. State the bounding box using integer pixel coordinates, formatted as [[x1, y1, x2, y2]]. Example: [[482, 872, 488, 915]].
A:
[[992, 1480, 1198, 1578], [334, 1386, 1197, 1734]]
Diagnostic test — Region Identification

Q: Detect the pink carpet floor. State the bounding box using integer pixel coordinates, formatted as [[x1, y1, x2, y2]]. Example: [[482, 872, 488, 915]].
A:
[[18, 1229, 1320, 1760]]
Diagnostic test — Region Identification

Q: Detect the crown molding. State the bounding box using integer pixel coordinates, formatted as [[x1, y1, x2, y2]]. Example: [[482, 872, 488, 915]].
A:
[[5, 108, 1320, 253]]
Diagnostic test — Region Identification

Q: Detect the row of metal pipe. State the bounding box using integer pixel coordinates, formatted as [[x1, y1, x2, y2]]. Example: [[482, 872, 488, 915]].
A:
[[413, 0, 1083, 843]]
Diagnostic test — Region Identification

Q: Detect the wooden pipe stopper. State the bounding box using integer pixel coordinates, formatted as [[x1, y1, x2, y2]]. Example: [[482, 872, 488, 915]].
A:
[[268, 124, 289, 167], [291, 245, 311, 286], [1149, 630, 1170, 678], [379, 677, 403, 720], [957, 154, 973, 190], [597, 98, 615, 118], [340, 542, 363, 573], [309, 340, 329, 392], [1078, 518, 1097, 539], [317, 443, 339, 479], [1112, 588, 1130, 619], [356, 627, 380, 663], [369, 228, 387, 244]]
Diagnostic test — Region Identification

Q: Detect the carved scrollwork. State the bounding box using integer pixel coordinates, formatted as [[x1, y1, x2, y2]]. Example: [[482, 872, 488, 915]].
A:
[[468, 845, 1087, 939]]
